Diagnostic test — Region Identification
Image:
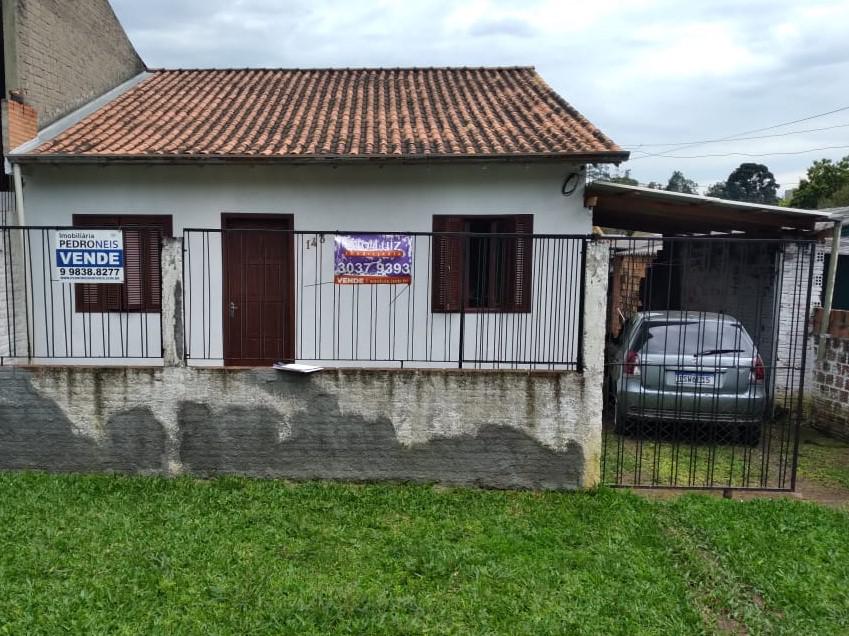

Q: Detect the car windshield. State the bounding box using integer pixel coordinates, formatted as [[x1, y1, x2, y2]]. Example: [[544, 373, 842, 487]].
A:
[[636, 319, 755, 357]]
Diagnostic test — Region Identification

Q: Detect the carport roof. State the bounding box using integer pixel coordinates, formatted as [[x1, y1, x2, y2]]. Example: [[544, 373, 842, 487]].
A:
[[587, 181, 833, 236]]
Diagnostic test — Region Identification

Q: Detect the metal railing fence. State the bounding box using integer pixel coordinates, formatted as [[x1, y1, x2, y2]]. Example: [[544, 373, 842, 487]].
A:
[[600, 236, 817, 491], [0, 225, 163, 363], [183, 229, 587, 369]]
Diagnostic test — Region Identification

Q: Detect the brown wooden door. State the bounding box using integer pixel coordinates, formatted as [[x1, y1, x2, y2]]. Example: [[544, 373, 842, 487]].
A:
[[222, 214, 295, 366]]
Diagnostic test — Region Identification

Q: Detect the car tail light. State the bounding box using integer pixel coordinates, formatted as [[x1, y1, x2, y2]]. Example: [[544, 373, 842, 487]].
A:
[[624, 351, 640, 376], [752, 355, 765, 383]]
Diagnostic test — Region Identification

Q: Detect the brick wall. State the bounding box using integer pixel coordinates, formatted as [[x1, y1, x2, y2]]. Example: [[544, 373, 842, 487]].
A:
[[811, 330, 849, 441], [1, 99, 38, 151], [3, 0, 144, 130]]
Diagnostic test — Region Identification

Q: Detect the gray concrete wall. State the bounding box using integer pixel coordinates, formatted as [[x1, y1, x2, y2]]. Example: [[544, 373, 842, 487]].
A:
[[3, 0, 144, 129], [0, 365, 597, 489]]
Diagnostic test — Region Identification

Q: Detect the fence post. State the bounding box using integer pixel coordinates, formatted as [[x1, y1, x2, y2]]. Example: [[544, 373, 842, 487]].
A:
[[580, 238, 610, 487], [458, 234, 468, 369], [160, 237, 185, 367]]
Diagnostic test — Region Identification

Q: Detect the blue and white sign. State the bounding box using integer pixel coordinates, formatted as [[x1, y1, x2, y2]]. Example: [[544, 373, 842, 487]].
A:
[[54, 229, 125, 283]]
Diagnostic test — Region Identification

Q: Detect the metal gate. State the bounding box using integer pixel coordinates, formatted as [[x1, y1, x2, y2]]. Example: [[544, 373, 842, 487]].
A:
[[601, 236, 818, 491]]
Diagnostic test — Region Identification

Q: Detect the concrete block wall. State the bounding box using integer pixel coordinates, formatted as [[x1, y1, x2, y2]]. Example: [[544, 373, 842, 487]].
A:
[[777, 243, 822, 393], [0, 366, 599, 489], [2, 0, 144, 130], [811, 333, 849, 441]]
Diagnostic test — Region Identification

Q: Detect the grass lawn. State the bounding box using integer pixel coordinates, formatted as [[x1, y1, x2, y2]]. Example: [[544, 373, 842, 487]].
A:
[[602, 420, 849, 491], [797, 425, 849, 490], [1, 473, 848, 634]]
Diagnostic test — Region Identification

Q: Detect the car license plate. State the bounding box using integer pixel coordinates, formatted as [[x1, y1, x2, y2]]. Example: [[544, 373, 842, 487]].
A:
[[675, 372, 714, 386]]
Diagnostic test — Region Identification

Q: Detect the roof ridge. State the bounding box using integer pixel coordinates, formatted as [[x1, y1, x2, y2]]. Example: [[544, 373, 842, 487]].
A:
[[145, 65, 538, 73]]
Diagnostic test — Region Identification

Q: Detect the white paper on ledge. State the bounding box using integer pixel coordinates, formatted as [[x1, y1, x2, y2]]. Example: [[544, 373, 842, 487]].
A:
[[272, 362, 324, 374]]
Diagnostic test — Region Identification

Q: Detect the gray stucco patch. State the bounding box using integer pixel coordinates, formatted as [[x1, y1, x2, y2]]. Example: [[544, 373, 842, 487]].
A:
[[179, 399, 582, 489], [2, 365, 596, 489], [0, 368, 167, 472]]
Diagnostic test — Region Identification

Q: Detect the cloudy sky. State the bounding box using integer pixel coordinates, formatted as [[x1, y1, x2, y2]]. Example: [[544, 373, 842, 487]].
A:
[[111, 0, 849, 195]]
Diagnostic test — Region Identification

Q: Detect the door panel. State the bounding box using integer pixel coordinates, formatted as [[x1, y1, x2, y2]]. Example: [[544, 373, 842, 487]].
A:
[[222, 214, 294, 366]]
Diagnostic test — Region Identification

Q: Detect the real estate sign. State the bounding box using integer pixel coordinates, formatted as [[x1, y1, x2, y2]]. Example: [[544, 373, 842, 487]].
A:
[[54, 229, 125, 283], [334, 234, 412, 284]]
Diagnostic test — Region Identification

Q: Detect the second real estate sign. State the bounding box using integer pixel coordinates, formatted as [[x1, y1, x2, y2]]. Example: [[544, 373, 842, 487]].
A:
[[334, 234, 412, 284], [54, 229, 125, 283]]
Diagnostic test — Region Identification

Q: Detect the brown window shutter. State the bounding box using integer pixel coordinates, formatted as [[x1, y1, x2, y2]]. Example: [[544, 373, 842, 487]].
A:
[[73, 215, 120, 312], [507, 214, 533, 312], [432, 215, 465, 312], [72, 215, 172, 313]]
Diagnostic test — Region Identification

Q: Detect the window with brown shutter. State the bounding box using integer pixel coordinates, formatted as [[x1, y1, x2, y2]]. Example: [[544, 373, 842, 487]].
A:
[[432, 214, 533, 312], [72, 215, 173, 313]]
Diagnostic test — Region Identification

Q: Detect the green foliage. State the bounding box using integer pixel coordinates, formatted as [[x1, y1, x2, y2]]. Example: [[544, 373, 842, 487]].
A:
[[704, 163, 779, 204], [664, 170, 699, 194], [819, 181, 849, 209], [0, 471, 848, 634], [725, 163, 780, 204], [705, 182, 728, 199], [587, 165, 639, 186], [789, 156, 849, 209]]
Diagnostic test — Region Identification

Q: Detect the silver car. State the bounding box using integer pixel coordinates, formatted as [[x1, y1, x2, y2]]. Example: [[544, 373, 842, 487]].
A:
[[609, 311, 766, 442]]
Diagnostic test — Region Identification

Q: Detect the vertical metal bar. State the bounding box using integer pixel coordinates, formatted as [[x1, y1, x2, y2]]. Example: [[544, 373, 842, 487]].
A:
[[789, 242, 816, 492], [181, 232, 188, 362], [23, 228, 33, 360], [576, 237, 588, 373], [458, 233, 468, 369]]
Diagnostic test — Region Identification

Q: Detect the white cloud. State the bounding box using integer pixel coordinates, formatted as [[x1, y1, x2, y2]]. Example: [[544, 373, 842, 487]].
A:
[[111, 0, 849, 188]]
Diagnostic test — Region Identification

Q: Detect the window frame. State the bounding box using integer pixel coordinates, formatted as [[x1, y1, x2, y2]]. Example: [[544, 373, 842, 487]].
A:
[[72, 214, 173, 314], [431, 213, 533, 313]]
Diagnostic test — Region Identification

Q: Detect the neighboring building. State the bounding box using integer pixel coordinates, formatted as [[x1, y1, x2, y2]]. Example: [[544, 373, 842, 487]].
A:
[[1, 0, 143, 139]]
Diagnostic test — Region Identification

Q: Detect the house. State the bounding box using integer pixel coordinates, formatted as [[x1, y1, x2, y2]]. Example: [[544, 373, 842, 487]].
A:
[[4, 67, 628, 368], [0, 65, 626, 488]]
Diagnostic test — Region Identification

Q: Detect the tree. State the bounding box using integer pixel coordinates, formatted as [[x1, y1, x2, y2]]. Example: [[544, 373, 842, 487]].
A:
[[788, 156, 849, 209], [664, 170, 698, 194], [705, 182, 728, 199], [820, 182, 849, 208], [646, 181, 664, 190], [586, 165, 639, 186], [707, 163, 779, 204]]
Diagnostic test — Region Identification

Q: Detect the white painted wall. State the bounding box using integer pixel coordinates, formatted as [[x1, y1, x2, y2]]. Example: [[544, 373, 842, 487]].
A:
[[15, 162, 591, 368]]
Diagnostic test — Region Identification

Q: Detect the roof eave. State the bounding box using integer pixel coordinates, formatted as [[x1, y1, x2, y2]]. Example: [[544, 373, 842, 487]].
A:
[[9, 150, 631, 166]]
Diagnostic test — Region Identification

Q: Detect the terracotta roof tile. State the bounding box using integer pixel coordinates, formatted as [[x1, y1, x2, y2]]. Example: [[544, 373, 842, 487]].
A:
[[28, 67, 627, 162]]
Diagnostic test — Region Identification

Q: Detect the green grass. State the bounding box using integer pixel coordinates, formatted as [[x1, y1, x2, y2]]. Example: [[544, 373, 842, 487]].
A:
[[602, 419, 798, 489], [797, 427, 849, 490], [1, 474, 849, 634], [601, 421, 849, 491]]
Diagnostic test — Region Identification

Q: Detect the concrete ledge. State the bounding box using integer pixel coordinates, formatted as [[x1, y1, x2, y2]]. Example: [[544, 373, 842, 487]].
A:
[[0, 365, 600, 490]]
